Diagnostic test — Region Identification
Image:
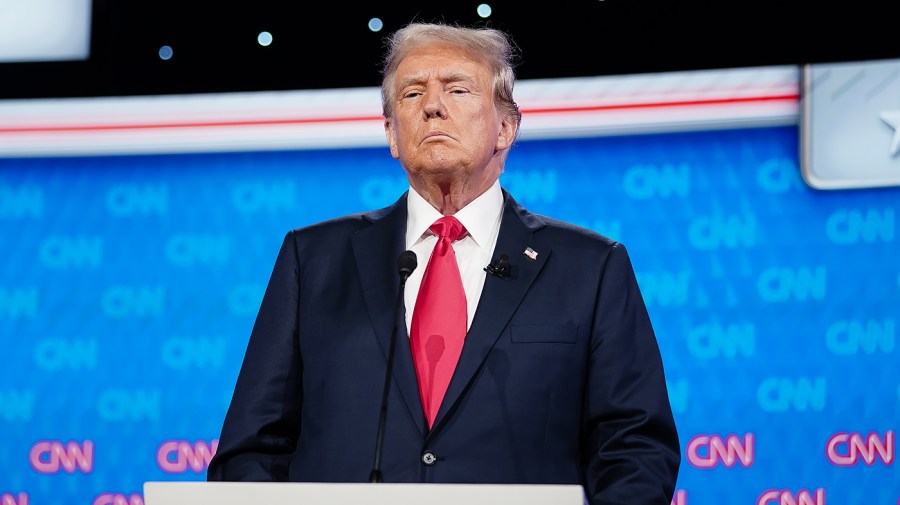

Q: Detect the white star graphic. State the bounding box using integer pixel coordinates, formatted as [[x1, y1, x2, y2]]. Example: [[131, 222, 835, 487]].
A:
[[879, 109, 900, 157]]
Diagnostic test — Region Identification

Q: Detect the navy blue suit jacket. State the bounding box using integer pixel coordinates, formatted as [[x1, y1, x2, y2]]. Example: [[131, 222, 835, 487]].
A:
[[208, 189, 680, 504]]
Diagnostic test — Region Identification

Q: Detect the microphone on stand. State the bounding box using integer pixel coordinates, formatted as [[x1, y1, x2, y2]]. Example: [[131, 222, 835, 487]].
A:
[[369, 250, 417, 483]]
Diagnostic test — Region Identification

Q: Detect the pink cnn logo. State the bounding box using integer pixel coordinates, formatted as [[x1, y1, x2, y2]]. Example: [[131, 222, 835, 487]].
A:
[[29, 440, 93, 474], [1, 493, 28, 505], [757, 489, 826, 505], [93, 493, 143, 505], [686, 433, 754, 469], [156, 440, 218, 473], [670, 490, 686, 505], [826, 431, 894, 466]]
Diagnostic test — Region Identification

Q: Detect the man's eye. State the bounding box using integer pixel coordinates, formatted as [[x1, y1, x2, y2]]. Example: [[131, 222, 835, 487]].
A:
[[403, 91, 421, 99]]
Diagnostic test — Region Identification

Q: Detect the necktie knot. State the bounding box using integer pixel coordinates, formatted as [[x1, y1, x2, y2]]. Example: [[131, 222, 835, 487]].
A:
[[430, 216, 466, 242]]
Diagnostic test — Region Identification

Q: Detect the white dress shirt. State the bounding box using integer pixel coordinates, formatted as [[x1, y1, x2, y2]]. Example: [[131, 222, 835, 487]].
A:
[[404, 180, 504, 335]]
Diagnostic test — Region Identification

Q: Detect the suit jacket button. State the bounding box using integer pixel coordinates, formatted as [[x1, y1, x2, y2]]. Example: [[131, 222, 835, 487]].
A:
[[421, 450, 437, 465]]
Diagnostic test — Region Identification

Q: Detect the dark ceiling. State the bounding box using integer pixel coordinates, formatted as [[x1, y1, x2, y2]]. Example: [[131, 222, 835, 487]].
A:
[[1, 0, 897, 100]]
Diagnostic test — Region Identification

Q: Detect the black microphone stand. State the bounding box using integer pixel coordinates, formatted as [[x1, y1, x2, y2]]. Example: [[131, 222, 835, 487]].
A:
[[369, 251, 417, 483]]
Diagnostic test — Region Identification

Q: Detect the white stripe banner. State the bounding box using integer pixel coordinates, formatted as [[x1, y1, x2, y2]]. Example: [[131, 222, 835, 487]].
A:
[[0, 65, 800, 157]]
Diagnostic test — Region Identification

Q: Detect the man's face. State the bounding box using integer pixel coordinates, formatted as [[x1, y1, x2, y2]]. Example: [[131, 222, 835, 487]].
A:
[[384, 43, 514, 183]]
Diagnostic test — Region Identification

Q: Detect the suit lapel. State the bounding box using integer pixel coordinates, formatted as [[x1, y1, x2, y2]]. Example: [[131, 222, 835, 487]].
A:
[[351, 194, 427, 437], [430, 191, 550, 434]]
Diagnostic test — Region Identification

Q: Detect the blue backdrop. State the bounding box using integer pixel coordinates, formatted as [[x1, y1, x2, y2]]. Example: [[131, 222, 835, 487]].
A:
[[1, 125, 897, 505]]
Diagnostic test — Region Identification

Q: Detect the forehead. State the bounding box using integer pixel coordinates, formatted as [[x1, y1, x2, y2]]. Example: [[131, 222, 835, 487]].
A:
[[394, 43, 492, 85]]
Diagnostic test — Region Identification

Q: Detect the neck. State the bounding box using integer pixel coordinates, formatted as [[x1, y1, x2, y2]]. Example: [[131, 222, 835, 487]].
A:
[[411, 175, 496, 215]]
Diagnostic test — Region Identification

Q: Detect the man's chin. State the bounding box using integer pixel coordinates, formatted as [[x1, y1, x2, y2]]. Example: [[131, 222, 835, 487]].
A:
[[406, 161, 468, 178]]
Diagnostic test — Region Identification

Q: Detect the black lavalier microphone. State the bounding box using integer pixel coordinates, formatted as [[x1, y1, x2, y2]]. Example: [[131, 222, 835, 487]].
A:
[[484, 253, 510, 278], [369, 250, 417, 483]]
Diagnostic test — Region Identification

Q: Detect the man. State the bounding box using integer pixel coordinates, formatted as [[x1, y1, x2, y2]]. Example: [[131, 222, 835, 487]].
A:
[[208, 22, 680, 503]]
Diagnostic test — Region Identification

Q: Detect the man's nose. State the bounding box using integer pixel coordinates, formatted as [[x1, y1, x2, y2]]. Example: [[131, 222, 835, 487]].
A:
[[423, 91, 446, 119]]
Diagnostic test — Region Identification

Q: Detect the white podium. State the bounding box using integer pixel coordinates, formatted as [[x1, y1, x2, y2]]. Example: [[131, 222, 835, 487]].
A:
[[143, 481, 586, 505]]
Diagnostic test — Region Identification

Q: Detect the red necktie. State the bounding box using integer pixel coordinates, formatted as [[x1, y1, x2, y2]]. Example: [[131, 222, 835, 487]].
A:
[[410, 216, 467, 429]]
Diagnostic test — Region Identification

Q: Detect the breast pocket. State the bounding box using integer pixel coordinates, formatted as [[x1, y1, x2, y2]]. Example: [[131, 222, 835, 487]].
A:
[[510, 323, 578, 344]]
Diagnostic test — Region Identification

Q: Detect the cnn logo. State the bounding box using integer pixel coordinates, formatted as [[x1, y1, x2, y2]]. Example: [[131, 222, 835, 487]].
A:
[[1, 493, 28, 505], [826, 431, 893, 466], [757, 488, 825, 505], [29, 440, 93, 474], [93, 493, 143, 505], [157, 440, 217, 473], [687, 433, 754, 469]]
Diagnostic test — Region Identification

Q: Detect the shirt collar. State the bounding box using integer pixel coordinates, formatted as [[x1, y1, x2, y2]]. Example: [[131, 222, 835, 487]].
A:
[[406, 179, 503, 249]]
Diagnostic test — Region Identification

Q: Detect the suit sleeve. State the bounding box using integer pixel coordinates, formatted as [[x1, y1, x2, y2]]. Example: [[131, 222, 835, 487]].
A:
[[582, 242, 681, 504], [207, 231, 303, 481]]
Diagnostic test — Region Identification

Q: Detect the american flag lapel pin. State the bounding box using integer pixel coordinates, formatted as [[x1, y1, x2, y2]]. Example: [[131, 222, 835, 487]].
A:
[[523, 247, 538, 260]]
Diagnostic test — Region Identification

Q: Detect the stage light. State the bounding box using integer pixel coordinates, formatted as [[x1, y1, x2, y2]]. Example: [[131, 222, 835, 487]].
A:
[[158, 45, 173, 61], [0, 0, 91, 63], [477, 4, 492, 18], [368, 18, 384, 32], [257, 31, 273, 47]]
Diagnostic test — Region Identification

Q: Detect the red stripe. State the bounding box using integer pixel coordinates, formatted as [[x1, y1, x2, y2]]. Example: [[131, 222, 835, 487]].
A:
[[523, 94, 799, 114], [0, 94, 799, 134]]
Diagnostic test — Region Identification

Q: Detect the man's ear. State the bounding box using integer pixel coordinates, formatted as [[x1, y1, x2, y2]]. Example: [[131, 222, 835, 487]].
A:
[[384, 119, 400, 159], [494, 115, 517, 152]]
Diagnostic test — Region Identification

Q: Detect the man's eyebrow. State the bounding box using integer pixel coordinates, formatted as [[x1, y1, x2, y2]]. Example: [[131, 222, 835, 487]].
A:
[[396, 72, 477, 91]]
